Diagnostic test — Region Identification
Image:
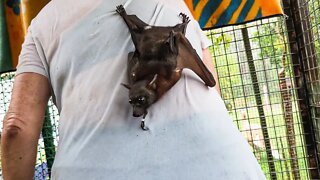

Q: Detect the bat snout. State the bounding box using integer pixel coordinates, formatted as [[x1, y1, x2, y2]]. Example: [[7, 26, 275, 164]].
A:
[[132, 107, 146, 117], [133, 112, 143, 117]]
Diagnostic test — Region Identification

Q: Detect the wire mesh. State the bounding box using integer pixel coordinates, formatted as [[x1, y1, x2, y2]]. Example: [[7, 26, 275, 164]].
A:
[[299, 0, 320, 164], [295, 0, 320, 172], [205, 16, 312, 179]]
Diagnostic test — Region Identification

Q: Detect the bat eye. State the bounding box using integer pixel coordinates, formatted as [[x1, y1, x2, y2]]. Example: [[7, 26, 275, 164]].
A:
[[138, 97, 146, 103], [129, 99, 133, 104]]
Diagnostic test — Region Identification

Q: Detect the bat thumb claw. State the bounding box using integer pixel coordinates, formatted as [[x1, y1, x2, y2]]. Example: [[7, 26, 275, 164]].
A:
[[141, 120, 149, 131]]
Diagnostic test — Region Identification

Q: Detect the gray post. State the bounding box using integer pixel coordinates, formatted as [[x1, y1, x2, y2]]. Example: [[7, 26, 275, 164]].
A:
[[241, 27, 277, 180]]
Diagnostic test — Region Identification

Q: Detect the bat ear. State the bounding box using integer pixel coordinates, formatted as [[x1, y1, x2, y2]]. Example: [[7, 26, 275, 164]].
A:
[[147, 74, 158, 90], [165, 31, 178, 54], [121, 83, 131, 90]]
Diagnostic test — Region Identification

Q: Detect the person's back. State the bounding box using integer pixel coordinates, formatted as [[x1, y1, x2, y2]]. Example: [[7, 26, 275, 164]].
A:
[[8, 0, 266, 179]]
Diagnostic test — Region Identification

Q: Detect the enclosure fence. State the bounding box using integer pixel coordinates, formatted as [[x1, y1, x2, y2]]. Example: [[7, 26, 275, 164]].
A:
[[205, 0, 320, 179], [0, 0, 320, 180]]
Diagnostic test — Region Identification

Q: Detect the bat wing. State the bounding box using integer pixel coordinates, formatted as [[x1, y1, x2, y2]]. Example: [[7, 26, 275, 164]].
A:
[[121, 14, 149, 31], [127, 52, 140, 84], [117, 5, 149, 48], [116, 5, 148, 30], [176, 33, 216, 87], [127, 51, 159, 83]]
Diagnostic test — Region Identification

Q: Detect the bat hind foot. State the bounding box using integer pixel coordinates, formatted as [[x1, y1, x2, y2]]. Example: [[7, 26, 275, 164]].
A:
[[179, 13, 190, 24], [116, 5, 126, 15]]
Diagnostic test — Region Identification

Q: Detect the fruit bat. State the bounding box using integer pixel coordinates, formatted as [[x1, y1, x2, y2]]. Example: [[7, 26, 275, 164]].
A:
[[116, 5, 216, 129]]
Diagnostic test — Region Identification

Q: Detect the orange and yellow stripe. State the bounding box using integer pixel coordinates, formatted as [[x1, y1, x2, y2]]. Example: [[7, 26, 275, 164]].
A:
[[2, 0, 49, 72], [184, 0, 283, 29]]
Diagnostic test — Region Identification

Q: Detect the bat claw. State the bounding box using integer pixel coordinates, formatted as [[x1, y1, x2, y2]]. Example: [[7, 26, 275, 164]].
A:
[[116, 5, 125, 15], [140, 112, 149, 131], [179, 13, 190, 23], [141, 120, 149, 131]]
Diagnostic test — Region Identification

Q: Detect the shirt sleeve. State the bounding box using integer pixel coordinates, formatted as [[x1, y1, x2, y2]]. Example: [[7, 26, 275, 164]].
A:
[[16, 23, 49, 79], [163, 0, 212, 49], [193, 20, 212, 49]]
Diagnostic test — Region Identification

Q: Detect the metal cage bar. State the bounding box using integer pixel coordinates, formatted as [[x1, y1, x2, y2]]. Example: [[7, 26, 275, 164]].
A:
[[284, 0, 320, 178], [206, 12, 318, 179]]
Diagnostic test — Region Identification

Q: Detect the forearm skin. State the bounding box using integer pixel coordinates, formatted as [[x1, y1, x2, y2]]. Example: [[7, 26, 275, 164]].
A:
[[1, 73, 50, 180]]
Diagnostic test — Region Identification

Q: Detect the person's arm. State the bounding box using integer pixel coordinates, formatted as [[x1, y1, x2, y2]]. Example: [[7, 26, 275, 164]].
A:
[[1, 73, 51, 180], [202, 48, 221, 95]]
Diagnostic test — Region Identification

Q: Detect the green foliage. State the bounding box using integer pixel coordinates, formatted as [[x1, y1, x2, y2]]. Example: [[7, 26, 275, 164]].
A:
[[310, 0, 320, 62], [252, 22, 286, 67], [210, 33, 232, 54]]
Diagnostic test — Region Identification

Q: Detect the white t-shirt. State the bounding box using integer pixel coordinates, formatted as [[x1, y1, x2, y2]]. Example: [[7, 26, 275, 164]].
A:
[[17, 0, 266, 179]]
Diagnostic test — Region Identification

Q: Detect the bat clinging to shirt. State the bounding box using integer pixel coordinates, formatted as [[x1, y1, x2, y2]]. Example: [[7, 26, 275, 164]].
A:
[[116, 5, 216, 129]]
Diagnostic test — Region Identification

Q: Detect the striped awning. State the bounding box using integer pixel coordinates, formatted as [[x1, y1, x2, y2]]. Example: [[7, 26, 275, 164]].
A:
[[184, 0, 284, 29]]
